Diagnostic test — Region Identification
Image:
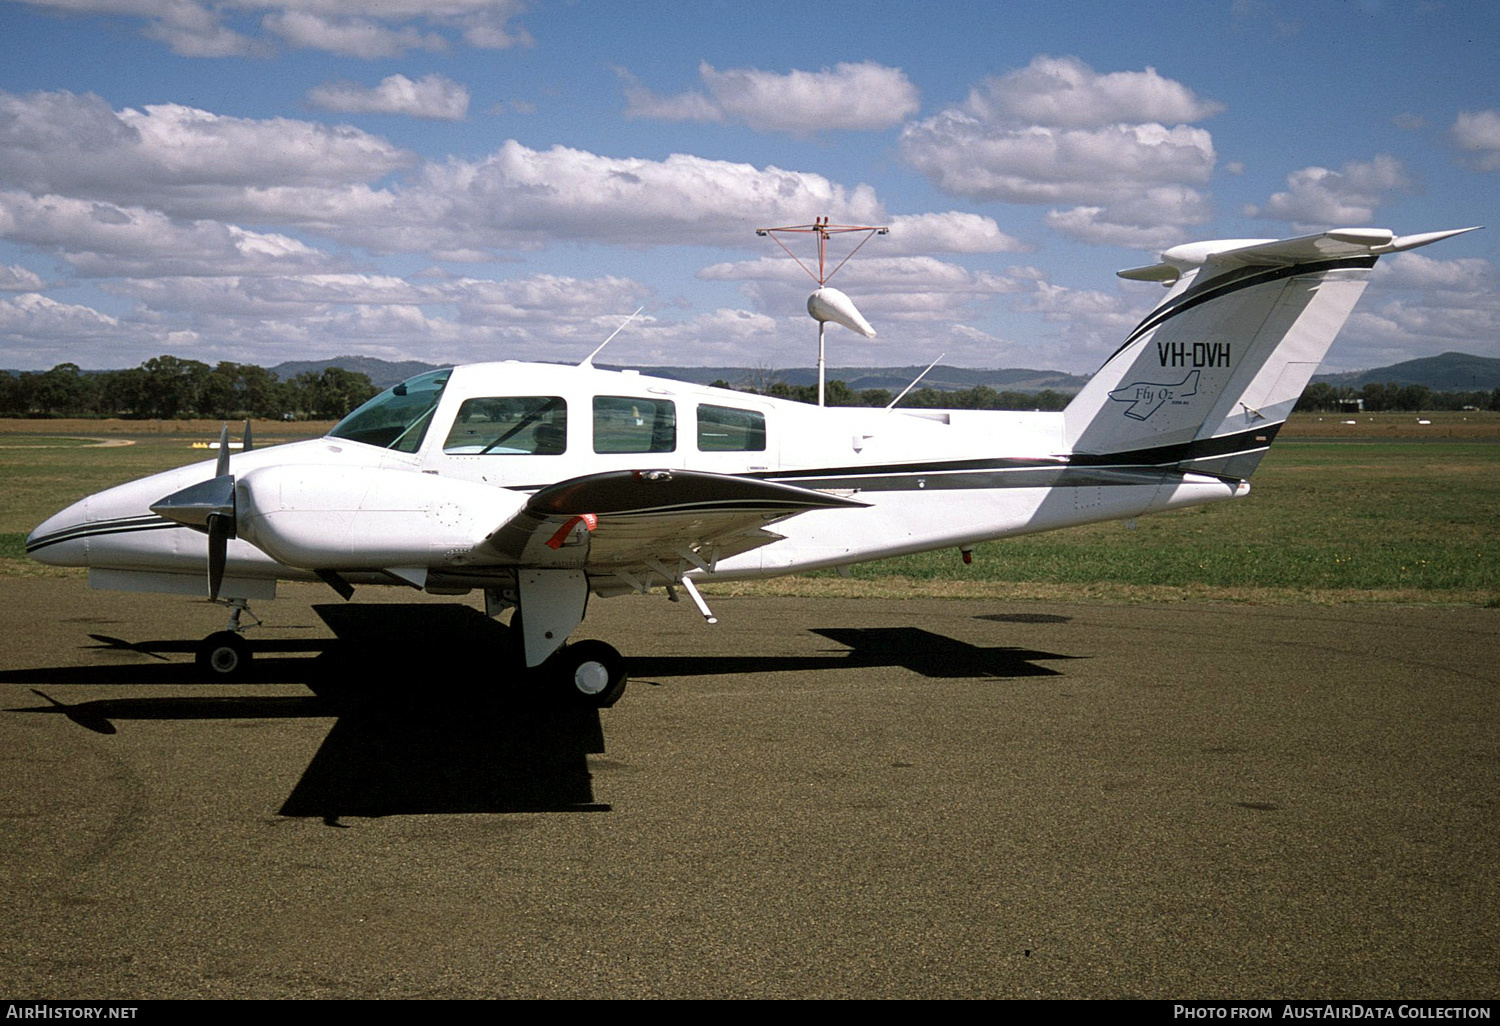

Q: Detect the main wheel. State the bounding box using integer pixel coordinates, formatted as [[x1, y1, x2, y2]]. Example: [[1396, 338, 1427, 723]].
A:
[[548, 640, 627, 708], [196, 631, 251, 681]]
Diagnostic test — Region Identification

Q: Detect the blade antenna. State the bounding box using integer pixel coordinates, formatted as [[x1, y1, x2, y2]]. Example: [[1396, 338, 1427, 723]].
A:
[[886, 354, 946, 410], [580, 306, 645, 368]]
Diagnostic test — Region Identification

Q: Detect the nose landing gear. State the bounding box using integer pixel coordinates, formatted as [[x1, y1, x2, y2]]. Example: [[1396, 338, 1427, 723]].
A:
[[195, 597, 259, 681]]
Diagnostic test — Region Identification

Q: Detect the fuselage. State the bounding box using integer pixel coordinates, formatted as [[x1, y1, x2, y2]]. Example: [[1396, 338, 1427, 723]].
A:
[[27, 360, 1246, 598]]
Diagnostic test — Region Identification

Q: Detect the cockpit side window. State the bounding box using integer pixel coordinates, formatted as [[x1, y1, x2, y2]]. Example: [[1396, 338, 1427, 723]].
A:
[[443, 397, 567, 455], [594, 396, 676, 454], [329, 369, 450, 453], [697, 404, 766, 451]]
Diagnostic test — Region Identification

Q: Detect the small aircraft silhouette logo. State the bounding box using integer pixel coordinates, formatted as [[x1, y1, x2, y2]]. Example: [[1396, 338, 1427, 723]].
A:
[[1107, 370, 1200, 420]]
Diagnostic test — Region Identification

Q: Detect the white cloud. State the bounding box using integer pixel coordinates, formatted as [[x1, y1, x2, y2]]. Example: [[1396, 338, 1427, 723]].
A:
[[1329, 253, 1500, 371], [263, 10, 446, 58], [901, 117, 1216, 205], [92, 269, 668, 366], [884, 212, 1030, 255], [0, 264, 47, 291], [404, 140, 885, 252], [307, 74, 470, 121], [1244, 154, 1413, 228], [1371, 252, 1495, 293], [0, 191, 338, 277], [0, 89, 1033, 268], [1045, 208, 1186, 251], [962, 55, 1222, 129], [15, 0, 531, 58], [0, 292, 124, 347], [0, 91, 414, 205], [899, 56, 1219, 250], [1452, 110, 1500, 172], [1045, 185, 1212, 250], [697, 254, 1024, 330], [623, 61, 920, 136]]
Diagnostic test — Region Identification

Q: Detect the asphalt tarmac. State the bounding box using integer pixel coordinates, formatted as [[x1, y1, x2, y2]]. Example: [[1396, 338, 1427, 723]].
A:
[[1, 578, 1495, 999]]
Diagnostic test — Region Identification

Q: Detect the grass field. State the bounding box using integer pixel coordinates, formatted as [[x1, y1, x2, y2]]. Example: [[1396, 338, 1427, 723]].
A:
[[3, 413, 1497, 605]]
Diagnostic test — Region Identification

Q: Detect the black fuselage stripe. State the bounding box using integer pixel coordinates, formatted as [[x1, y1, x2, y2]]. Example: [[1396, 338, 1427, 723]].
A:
[[746, 424, 1280, 484], [26, 519, 181, 553]]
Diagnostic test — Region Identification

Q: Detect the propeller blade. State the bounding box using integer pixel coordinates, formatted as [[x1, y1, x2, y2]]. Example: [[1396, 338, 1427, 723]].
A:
[[242, 419, 254, 453], [207, 513, 230, 601], [215, 423, 231, 477]]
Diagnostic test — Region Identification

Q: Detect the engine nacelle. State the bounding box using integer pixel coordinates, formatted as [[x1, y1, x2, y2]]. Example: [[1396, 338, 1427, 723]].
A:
[[236, 464, 525, 570]]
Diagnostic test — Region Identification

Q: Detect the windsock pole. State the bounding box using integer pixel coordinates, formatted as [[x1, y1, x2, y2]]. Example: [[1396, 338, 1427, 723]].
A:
[[817, 320, 827, 407]]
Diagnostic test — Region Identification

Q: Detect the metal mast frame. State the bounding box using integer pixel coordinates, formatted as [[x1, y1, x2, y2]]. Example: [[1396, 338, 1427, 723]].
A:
[[756, 218, 888, 406]]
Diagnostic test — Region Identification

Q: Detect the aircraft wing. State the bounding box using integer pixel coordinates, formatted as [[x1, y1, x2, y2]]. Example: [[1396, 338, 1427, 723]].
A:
[[479, 468, 867, 577]]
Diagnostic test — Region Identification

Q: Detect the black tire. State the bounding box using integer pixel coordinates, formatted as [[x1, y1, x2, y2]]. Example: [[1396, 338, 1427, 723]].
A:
[[196, 631, 251, 681], [549, 640, 628, 708]]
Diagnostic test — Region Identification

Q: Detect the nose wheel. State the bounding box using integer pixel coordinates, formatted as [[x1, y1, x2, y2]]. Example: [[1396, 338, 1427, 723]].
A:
[[545, 640, 627, 708], [196, 630, 251, 680], [195, 597, 258, 681]]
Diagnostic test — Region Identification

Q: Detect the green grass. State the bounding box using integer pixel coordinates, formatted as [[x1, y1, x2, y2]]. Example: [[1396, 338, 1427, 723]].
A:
[[4, 433, 1497, 603], [0, 435, 213, 535], [812, 441, 1500, 599], [0, 435, 99, 447]]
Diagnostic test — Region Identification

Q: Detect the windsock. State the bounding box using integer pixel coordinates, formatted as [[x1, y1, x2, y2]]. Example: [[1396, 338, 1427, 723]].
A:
[[807, 286, 876, 338]]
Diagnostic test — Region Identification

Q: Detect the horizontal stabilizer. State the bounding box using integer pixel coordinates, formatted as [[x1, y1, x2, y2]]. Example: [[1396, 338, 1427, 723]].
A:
[[1119, 226, 1481, 285]]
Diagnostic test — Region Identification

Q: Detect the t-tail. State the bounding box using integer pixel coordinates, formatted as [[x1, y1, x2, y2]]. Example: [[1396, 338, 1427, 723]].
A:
[[1062, 227, 1478, 479]]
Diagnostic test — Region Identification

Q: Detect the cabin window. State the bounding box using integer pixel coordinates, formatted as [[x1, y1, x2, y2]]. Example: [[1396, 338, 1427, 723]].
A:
[[697, 404, 766, 451], [593, 396, 676, 454], [329, 369, 450, 453], [443, 397, 567, 455]]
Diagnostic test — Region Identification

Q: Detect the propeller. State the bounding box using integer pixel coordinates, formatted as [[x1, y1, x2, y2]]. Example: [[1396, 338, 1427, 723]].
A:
[[149, 423, 239, 600]]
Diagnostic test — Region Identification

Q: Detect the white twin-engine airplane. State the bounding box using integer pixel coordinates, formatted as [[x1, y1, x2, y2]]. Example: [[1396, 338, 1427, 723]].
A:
[[27, 226, 1475, 704]]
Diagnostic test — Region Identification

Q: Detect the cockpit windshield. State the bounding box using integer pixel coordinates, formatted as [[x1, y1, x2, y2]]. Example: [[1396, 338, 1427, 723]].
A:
[[328, 369, 451, 452]]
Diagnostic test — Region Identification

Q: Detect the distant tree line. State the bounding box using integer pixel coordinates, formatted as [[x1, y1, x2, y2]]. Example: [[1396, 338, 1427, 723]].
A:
[[0, 356, 378, 419], [717, 378, 1076, 411], [8, 357, 1499, 420], [1295, 380, 1500, 413]]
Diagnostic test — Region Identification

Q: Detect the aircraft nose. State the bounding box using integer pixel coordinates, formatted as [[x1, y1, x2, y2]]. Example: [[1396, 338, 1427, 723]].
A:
[[26, 498, 92, 567]]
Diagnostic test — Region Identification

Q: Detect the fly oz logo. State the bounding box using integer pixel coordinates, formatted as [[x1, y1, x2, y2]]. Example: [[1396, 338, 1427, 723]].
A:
[[1158, 340, 1231, 368], [1108, 370, 1200, 421]]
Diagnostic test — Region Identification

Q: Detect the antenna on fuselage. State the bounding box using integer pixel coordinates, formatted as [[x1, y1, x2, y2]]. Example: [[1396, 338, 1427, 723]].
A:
[[756, 217, 887, 406], [886, 353, 946, 410], [580, 306, 645, 369]]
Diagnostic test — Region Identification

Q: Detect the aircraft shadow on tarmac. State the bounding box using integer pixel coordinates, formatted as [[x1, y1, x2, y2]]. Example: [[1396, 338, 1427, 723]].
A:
[[3, 604, 1079, 819], [629, 625, 1077, 681]]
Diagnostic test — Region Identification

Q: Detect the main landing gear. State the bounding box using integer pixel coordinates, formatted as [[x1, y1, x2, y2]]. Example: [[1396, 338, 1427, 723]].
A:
[[502, 570, 630, 708], [542, 639, 628, 708], [195, 597, 259, 681]]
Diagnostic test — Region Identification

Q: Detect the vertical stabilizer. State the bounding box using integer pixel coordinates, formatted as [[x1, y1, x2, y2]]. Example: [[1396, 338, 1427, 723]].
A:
[[1063, 227, 1477, 479]]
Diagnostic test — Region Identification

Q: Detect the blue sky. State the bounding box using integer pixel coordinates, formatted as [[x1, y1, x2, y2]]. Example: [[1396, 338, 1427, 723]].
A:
[[1, 0, 1496, 375]]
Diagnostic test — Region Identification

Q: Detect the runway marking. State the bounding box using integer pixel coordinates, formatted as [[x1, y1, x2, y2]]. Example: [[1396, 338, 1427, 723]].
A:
[[0, 436, 135, 448]]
